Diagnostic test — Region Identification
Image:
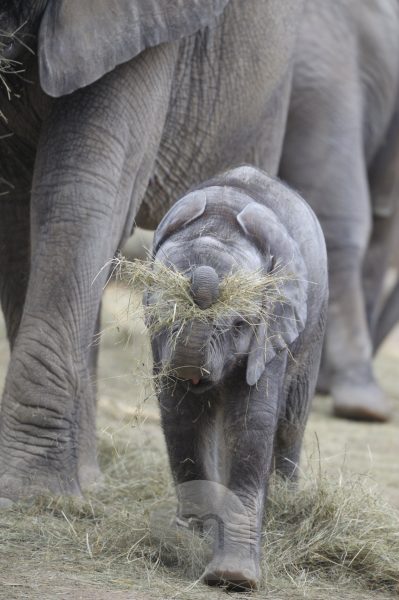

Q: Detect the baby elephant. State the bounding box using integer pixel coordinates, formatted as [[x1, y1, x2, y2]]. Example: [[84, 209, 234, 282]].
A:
[[146, 166, 328, 590]]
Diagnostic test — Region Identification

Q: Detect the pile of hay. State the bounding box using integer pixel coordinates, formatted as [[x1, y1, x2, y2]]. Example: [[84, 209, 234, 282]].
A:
[[263, 474, 399, 596], [113, 256, 295, 342], [1, 430, 398, 599]]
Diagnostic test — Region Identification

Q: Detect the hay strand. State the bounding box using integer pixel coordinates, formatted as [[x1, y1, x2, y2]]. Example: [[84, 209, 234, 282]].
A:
[[0, 27, 29, 121]]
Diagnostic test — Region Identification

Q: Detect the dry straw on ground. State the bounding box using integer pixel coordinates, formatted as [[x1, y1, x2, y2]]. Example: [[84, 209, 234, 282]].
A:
[[1, 432, 399, 599]]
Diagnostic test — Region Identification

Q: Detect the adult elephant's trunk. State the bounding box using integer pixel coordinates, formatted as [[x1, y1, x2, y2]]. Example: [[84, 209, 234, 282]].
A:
[[170, 267, 220, 381], [0, 43, 179, 498]]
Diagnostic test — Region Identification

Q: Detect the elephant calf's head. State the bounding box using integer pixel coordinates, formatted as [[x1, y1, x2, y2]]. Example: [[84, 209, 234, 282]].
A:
[[147, 168, 309, 392], [158, 265, 257, 392]]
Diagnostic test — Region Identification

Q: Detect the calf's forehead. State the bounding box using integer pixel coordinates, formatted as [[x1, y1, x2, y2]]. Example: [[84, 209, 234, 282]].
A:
[[158, 234, 263, 276]]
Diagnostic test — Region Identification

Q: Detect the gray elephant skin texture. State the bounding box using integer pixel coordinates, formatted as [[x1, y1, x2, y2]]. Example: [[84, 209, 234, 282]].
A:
[[0, 0, 398, 503], [148, 166, 328, 590], [0, 0, 305, 500], [280, 0, 399, 421]]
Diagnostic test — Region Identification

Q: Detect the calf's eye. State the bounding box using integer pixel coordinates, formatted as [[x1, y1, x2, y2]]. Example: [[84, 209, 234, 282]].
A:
[[233, 320, 246, 336]]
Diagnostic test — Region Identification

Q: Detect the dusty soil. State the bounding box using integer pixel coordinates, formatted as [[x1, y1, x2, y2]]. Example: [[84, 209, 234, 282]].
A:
[[0, 282, 398, 599]]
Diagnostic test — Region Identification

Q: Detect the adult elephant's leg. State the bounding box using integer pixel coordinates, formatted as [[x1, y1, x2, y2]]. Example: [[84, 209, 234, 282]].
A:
[[373, 279, 399, 352], [0, 193, 30, 348], [325, 244, 392, 421], [255, 67, 294, 175], [281, 96, 391, 422], [0, 43, 178, 501], [363, 109, 399, 341], [88, 304, 102, 403], [363, 215, 397, 340]]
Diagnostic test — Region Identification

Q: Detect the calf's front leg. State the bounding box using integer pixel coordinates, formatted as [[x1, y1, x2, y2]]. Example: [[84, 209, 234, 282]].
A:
[[159, 385, 217, 531], [203, 367, 282, 591]]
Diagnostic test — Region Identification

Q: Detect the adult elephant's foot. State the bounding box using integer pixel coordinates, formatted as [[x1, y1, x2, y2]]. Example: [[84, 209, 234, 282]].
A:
[[203, 554, 260, 590], [0, 473, 80, 505], [78, 461, 103, 492], [0, 454, 82, 504], [0, 426, 102, 503], [0, 347, 100, 502], [0, 462, 102, 504], [332, 378, 392, 422], [0, 444, 101, 504]]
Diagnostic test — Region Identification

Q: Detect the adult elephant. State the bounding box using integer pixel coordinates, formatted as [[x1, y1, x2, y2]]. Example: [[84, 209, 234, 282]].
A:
[[280, 0, 399, 422], [0, 0, 305, 501]]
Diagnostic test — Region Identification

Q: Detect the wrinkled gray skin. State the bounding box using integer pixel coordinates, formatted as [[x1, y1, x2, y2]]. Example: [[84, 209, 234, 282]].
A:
[[0, 1, 305, 501], [149, 167, 328, 590], [280, 0, 399, 421]]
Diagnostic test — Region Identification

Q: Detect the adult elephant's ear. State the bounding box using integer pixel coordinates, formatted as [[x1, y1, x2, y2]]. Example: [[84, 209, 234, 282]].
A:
[[39, 0, 231, 97], [153, 191, 207, 254], [237, 203, 309, 386]]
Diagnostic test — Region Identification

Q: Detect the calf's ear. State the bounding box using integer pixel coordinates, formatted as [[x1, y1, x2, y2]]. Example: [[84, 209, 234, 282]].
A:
[[246, 323, 275, 387], [153, 191, 207, 253], [237, 203, 309, 386], [39, 0, 231, 97]]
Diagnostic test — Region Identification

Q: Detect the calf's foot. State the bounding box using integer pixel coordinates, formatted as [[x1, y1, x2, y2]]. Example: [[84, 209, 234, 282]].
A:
[[203, 554, 260, 591]]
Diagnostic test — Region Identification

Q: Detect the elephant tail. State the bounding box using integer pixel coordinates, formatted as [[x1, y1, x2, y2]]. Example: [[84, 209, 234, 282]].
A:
[[373, 279, 399, 353]]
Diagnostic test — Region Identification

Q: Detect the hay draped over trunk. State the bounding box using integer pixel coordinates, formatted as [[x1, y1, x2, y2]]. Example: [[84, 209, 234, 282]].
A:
[[113, 256, 296, 339]]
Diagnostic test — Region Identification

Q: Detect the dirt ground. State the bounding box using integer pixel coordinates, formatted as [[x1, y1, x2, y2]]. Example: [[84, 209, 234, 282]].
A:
[[0, 282, 398, 599]]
